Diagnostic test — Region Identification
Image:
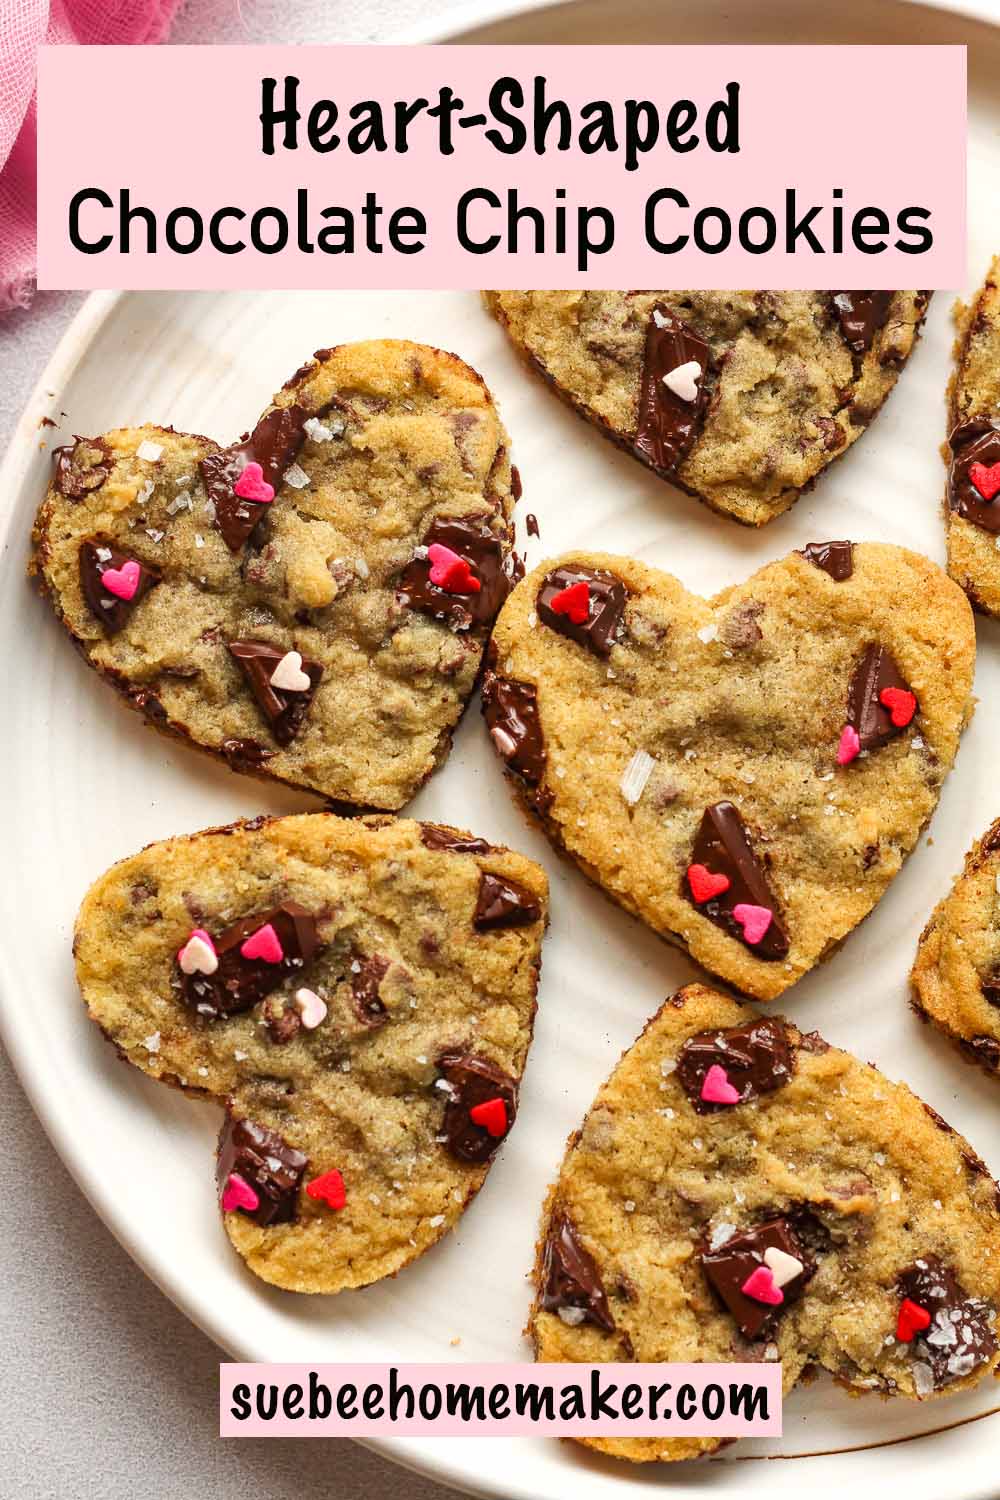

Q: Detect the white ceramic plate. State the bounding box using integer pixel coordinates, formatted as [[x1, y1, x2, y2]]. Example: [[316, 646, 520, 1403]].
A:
[[5, 3, 1000, 1497]]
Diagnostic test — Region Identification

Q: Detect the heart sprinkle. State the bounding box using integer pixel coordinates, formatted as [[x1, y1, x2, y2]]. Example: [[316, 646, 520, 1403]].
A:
[[700, 1063, 741, 1106], [240, 922, 284, 964], [269, 649, 311, 693], [686, 863, 731, 904], [221, 1172, 260, 1214], [662, 359, 702, 404], [837, 725, 861, 765], [177, 928, 218, 976], [306, 1169, 347, 1211], [879, 686, 917, 728], [741, 1265, 784, 1306], [427, 542, 481, 595], [102, 559, 142, 601], [763, 1245, 805, 1289], [547, 580, 591, 625], [233, 461, 275, 504], [732, 903, 774, 946], [469, 1097, 509, 1138], [970, 461, 1000, 503], [896, 1296, 932, 1342], [293, 987, 327, 1030]]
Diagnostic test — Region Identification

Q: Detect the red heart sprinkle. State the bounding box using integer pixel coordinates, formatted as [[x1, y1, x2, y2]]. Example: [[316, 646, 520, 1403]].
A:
[[687, 863, 731, 904], [879, 686, 917, 728], [970, 461, 1000, 502], [306, 1169, 346, 1211], [548, 581, 591, 625], [427, 543, 481, 595], [469, 1097, 508, 1138], [896, 1297, 931, 1342]]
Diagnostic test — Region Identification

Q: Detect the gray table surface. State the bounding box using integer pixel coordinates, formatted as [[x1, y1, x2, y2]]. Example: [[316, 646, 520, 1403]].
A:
[[1, 4, 508, 1496]]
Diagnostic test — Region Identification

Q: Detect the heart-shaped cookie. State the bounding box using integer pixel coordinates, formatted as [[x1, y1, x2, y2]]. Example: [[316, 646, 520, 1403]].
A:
[[32, 340, 519, 810], [945, 257, 1000, 616], [74, 812, 547, 1293], [530, 984, 1000, 1465], [486, 291, 928, 526], [484, 543, 974, 1000]]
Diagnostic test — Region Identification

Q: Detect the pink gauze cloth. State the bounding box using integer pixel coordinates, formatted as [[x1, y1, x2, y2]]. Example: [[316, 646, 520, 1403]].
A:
[[0, 0, 180, 313]]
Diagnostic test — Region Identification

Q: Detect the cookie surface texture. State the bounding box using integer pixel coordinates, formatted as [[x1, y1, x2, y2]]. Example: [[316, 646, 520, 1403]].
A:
[[945, 259, 1000, 615]]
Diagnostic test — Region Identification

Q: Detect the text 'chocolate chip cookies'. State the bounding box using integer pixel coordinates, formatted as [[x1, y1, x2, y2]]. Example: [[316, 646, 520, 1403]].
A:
[[73, 813, 547, 1293], [529, 985, 1000, 1465], [484, 542, 974, 1000], [32, 340, 519, 811]]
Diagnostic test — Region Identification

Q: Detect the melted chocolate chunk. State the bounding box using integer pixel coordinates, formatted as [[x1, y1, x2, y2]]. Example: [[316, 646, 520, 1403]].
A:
[[78, 540, 160, 633], [676, 1018, 795, 1113], [53, 441, 109, 500], [897, 1255, 996, 1387], [350, 953, 390, 1026], [634, 304, 712, 473], [539, 1211, 616, 1333], [481, 659, 548, 803], [221, 737, 275, 772], [227, 640, 323, 747], [536, 565, 628, 659], [702, 1218, 814, 1340], [436, 1052, 518, 1164], [831, 292, 893, 354], [396, 516, 510, 630], [948, 418, 1000, 533], [420, 823, 492, 855], [201, 405, 307, 551], [216, 1115, 307, 1226], [180, 901, 319, 1019], [263, 996, 302, 1044], [980, 968, 1000, 1008], [525, 511, 539, 537], [797, 540, 854, 581], [846, 644, 916, 752], [685, 802, 789, 960], [474, 871, 542, 931]]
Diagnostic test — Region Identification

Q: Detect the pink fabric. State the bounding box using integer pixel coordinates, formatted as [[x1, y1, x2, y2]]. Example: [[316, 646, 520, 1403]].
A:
[[0, 0, 180, 312]]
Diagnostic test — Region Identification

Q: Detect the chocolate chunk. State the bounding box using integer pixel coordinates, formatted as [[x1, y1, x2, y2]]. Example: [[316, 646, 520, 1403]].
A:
[[481, 658, 548, 802], [525, 512, 539, 537], [846, 644, 916, 752], [396, 516, 510, 630], [201, 404, 307, 551], [420, 823, 492, 855], [897, 1255, 996, 1387], [676, 1018, 794, 1113], [227, 640, 323, 747], [350, 953, 390, 1026], [53, 440, 109, 500], [685, 802, 789, 960], [948, 418, 1000, 533], [831, 292, 894, 354], [536, 565, 628, 659], [474, 871, 542, 931], [539, 1211, 616, 1333], [511, 466, 523, 502], [961, 1035, 1000, 1071], [634, 304, 712, 473], [798, 540, 854, 581], [702, 1218, 814, 1340], [79, 540, 161, 633], [216, 1115, 307, 1226], [180, 901, 319, 1019], [980, 969, 1000, 1008], [221, 737, 275, 772], [436, 1052, 518, 1164], [263, 995, 302, 1044]]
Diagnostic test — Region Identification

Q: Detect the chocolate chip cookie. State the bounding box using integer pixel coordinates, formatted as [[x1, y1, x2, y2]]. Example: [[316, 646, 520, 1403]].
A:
[[483, 542, 974, 1001], [945, 259, 1000, 615], [32, 340, 518, 810], [485, 291, 928, 525], [529, 984, 1000, 1464], [74, 812, 547, 1293]]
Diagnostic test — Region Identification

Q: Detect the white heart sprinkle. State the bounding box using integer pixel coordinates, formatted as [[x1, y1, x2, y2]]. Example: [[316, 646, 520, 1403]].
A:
[[135, 439, 164, 462], [293, 987, 327, 1030], [662, 360, 702, 404], [763, 1245, 804, 1288], [178, 933, 218, 976], [269, 650, 311, 693]]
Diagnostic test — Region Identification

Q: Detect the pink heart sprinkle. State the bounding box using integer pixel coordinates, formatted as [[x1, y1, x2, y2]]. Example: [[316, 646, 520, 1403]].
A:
[[837, 724, 861, 765], [240, 922, 284, 964], [427, 543, 464, 584], [102, 560, 141, 601], [700, 1063, 741, 1105], [221, 1172, 260, 1214], [732, 903, 773, 946], [741, 1265, 784, 1306], [233, 461, 275, 504]]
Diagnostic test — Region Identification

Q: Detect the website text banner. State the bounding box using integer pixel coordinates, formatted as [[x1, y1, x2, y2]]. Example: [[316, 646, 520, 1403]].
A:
[[37, 45, 965, 290], [219, 1362, 782, 1437]]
